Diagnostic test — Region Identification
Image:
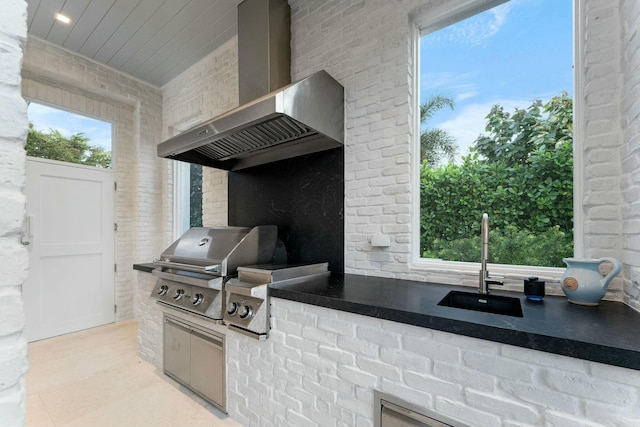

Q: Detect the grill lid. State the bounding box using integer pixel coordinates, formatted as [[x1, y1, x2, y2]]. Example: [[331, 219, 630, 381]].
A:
[[160, 227, 252, 266], [156, 225, 278, 276]]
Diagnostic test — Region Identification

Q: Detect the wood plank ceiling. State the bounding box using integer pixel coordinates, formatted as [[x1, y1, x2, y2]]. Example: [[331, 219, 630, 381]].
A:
[[26, 0, 243, 87]]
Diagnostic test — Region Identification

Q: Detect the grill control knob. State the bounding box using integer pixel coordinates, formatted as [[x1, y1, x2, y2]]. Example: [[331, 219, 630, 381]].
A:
[[173, 289, 185, 301], [191, 293, 204, 305], [227, 302, 239, 315], [239, 305, 253, 319], [157, 285, 168, 296]]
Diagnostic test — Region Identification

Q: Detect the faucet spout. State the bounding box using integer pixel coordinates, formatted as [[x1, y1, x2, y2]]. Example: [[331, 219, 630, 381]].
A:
[[479, 213, 489, 294], [479, 213, 502, 294]]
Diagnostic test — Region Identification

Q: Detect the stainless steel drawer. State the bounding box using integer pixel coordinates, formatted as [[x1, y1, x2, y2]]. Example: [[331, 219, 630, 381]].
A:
[[375, 391, 469, 427]]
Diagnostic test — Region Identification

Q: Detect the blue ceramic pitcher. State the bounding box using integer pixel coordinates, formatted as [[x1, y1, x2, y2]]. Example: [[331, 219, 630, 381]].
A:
[[561, 258, 622, 306]]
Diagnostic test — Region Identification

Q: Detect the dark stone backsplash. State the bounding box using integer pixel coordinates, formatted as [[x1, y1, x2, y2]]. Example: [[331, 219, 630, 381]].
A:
[[228, 148, 344, 272]]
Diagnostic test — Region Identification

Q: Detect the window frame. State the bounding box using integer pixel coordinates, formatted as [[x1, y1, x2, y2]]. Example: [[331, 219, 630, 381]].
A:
[[410, 0, 584, 281], [171, 118, 203, 240], [173, 160, 191, 240]]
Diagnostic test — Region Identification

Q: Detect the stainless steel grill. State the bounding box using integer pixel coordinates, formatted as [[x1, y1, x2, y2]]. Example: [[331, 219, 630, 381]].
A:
[[150, 225, 278, 320]]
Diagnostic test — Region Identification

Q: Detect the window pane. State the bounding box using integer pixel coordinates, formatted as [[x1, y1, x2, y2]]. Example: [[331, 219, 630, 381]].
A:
[[26, 102, 112, 168], [190, 164, 203, 227], [419, 0, 573, 267]]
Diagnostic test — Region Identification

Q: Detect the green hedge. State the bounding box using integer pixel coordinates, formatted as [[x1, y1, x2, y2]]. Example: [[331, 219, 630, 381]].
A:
[[419, 141, 573, 267]]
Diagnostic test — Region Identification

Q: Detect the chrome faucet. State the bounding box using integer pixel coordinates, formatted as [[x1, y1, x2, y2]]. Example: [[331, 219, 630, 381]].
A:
[[479, 213, 503, 294]]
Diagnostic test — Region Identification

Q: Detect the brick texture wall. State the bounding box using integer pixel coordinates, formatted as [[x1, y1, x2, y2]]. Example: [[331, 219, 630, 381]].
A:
[[581, 0, 625, 300], [226, 298, 640, 427], [290, 0, 426, 280], [135, 272, 164, 368], [619, 0, 640, 310], [0, 1, 29, 426], [22, 37, 164, 321], [162, 37, 238, 229]]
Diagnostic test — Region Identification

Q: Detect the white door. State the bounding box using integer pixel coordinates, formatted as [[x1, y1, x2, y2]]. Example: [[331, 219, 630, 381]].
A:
[[24, 157, 115, 342]]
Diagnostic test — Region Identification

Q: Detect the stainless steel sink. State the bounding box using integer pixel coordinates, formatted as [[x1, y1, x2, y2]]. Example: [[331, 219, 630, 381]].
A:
[[438, 291, 523, 317]]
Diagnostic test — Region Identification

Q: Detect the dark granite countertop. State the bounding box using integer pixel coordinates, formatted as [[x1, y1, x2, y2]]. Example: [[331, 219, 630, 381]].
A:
[[269, 273, 640, 371]]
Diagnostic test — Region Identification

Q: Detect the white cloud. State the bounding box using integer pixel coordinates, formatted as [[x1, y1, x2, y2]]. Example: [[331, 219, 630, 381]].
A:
[[425, 1, 513, 46], [456, 91, 480, 102], [421, 71, 480, 103], [421, 71, 478, 91]]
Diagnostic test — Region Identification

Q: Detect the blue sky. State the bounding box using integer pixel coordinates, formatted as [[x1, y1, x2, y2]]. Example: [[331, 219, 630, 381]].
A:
[[27, 102, 113, 151], [420, 0, 573, 160]]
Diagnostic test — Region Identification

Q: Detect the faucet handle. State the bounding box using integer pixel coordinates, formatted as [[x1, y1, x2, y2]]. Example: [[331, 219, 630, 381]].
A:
[[485, 279, 504, 287]]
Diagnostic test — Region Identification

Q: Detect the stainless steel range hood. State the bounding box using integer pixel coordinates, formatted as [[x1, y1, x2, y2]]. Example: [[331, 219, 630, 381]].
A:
[[157, 0, 344, 171]]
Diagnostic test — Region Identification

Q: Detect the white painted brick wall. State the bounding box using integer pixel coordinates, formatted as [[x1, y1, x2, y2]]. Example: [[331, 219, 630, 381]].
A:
[[22, 37, 164, 321], [289, 0, 426, 280], [0, 1, 29, 426], [581, 0, 625, 285], [224, 298, 640, 427], [620, 0, 640, 310], [162, 37, 238, 228], [134, 272, 164, 369]]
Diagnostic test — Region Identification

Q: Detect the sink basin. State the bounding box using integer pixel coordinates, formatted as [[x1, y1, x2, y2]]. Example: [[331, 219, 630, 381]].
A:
[[438, 291, 523, 317]]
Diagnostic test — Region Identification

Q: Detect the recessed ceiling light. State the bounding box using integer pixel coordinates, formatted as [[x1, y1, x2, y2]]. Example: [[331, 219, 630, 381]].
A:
[[55, 13, 71, 24]]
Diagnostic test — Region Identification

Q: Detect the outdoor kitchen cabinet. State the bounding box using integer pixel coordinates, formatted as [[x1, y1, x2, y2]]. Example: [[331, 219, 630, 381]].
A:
[[163, 315, 225, 412]]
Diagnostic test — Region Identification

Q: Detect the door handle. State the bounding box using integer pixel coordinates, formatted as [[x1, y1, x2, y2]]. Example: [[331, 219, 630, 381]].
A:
[[21, 214, 34, 246]]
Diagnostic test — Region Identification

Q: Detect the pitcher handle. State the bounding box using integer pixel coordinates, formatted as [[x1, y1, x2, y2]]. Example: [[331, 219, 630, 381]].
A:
[[599, 257, 622, 284]]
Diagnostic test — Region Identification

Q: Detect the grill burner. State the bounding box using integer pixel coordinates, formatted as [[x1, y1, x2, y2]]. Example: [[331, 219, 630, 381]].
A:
[[150, 226, 278, 320]]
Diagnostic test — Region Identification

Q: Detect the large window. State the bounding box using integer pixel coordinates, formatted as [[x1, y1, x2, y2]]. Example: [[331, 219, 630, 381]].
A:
[[416, 0, 574, 269], [26, 101, 112, 168]]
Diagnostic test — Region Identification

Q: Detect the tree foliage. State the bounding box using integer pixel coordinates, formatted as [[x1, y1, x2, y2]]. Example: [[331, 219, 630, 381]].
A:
[[420, 93, 573, 267], [26, 123, 111, 168], [473, 92, 572, 165], [420, 95, 458, 167]]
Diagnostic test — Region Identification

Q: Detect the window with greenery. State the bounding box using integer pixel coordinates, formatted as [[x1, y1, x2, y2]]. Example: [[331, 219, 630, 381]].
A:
[[174, 161, 203, 237], [418, 0, 573, 268], [190, 164, 203, 228], [26, 101, 112, 168]]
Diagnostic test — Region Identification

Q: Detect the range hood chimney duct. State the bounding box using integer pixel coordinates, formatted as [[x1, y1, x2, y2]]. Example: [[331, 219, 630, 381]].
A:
[[157, 0, 344, 171], [238, 0, 290, 104]]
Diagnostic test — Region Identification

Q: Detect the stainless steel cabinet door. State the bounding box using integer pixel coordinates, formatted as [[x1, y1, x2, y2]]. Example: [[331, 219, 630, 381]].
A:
[[163, 318, 191, 385], [190, 329, 225, 408]]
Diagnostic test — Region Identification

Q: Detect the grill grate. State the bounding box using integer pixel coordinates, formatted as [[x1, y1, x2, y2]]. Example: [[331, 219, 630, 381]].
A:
[[194, 115, 315, 160]]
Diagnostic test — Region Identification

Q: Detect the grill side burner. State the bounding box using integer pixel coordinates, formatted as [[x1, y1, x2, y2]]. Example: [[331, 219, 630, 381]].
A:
[[150, 225, 278, 320], [224, 263, 329, 339]]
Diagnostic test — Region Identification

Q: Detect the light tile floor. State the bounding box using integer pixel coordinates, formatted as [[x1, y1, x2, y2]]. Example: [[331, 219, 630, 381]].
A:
[[26, 320, 242, 427]]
